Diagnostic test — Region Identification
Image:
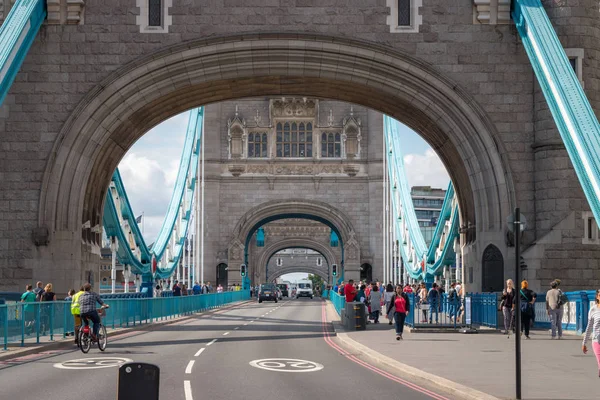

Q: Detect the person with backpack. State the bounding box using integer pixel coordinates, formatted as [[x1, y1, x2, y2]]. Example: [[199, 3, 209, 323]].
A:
[[546, 280, 566, 339], [386, 285, 410, 340], [520, 280, 536, 339], [448, 282, 459, 322], [368, 282, 382, 324], [428, 283, 440, 324], [33, 281, 45, 301]]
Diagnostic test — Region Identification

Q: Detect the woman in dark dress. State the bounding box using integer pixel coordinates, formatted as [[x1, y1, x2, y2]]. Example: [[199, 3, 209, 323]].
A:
[[519, 280, 536, 339]]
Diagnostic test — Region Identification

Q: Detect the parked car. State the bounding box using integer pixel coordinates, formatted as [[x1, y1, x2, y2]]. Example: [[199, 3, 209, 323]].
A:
[[258, 283, 278, 303], [276, 283, 289, 297]]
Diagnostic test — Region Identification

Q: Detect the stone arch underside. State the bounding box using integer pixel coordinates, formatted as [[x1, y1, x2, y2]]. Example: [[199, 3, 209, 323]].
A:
[[256, 237, 337, 283], [229, 200, 357, 282], [269, 267, 329, 283], [39, 33, 516, 282]]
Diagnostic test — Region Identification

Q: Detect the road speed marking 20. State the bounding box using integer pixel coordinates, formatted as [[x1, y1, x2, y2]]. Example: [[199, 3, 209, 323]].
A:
[[53, 357, 133, 370], [249, 358, 324, 373]]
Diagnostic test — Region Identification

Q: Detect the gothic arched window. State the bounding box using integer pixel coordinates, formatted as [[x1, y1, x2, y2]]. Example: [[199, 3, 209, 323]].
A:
[[321, 132, 341, 158], [276, 122, 313, 157], [248, 132, 268, 158]]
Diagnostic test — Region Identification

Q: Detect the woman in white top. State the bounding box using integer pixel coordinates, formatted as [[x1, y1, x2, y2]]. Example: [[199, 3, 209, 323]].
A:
[[582, 289, 600, 377]]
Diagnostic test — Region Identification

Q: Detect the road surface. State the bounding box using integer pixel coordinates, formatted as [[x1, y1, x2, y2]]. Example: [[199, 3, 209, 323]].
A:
[[0, 298, 455, 400]]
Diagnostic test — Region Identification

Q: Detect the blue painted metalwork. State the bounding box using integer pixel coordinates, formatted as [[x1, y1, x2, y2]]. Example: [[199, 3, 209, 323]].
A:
[[152, 108, 203, 262], [103, 108, 203, 279], [330, 229, 339, 247], [256, 227, 265, 247], [513, 0, 600, 228], [0, 0, 46, 106], [383, 116, 460, 281], [0, 291, 249, 349], [243, 213, 345, 267]]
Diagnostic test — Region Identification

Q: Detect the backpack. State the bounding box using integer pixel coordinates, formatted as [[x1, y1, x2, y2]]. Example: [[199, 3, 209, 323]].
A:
[[557, 289, 568, 307], [520, 290, 532, 315], [448, 288, 456, 301]]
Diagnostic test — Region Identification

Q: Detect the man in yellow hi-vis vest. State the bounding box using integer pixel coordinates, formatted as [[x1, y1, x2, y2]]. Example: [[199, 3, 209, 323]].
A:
[[71, 286, 84, 344]]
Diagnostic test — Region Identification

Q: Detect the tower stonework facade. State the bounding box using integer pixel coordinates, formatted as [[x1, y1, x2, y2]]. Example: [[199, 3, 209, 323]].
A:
[[0, 1, 599, 292], [202, 99, 381, 286]]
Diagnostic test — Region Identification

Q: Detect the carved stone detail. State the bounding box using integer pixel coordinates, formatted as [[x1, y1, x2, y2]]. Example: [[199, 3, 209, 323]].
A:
[[46, 0, 61, 24], [66, 0, 85, 24], [343, 164, 359, 177], [228, 239, 245, 262], [343, 108, 362, 159], [270, 97, 317, 118], [473, 0, 510, 25], [227, 106, 246, 159], [228, 165, 245, 177]]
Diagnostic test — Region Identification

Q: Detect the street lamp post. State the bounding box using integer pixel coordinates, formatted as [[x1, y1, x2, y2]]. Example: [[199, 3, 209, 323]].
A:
[[508, 208, 526, 400]]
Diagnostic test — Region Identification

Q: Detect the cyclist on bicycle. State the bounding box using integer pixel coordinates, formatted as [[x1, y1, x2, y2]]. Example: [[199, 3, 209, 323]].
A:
[[78, 283, 109, 341]]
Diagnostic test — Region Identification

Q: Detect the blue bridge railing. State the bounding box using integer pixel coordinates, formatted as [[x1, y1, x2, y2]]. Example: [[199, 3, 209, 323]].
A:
[[0, 291, 249, 350]]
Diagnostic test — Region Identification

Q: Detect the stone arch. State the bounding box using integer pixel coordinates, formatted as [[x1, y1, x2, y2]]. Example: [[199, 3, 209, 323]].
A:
[[228, 199, 358, 281], [258, 238, 337, 273], [38, 33, 516, 283], [269, 267, 329, 283], [482, 244, 504, 292], [257, 237, 337, 283]]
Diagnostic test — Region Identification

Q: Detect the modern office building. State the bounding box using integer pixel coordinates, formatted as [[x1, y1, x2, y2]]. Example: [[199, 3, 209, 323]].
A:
[[411, 186, 447, 246]]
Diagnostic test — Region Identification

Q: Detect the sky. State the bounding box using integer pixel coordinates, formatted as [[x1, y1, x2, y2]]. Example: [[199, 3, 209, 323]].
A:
[[118, 109, 451, 245]]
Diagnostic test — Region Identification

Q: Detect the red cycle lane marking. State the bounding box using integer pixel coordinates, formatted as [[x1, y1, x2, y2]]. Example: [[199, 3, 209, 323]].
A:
[[320, 302, 450, 400]]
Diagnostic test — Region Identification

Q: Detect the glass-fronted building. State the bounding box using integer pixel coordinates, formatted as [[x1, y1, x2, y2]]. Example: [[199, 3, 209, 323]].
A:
[[411, 186, 446, 246]]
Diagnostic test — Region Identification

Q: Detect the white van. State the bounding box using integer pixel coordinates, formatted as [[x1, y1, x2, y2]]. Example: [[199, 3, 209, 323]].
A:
[[296, 279, 313, 299]]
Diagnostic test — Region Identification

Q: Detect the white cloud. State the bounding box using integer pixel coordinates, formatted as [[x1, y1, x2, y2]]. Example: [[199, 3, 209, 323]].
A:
[[403, 149, 450, 190]]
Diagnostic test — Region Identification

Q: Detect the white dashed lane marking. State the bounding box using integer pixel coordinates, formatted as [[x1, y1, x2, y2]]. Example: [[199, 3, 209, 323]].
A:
[[185, 360, 195, 374], [184, 380, 193, 400], [223, 332, 230, 336], [194, 348, 205, 357], [206, 339, 217, 346]]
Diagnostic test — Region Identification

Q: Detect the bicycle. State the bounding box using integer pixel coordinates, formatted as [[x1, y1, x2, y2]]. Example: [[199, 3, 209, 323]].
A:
[[79, 305, 108, 353]]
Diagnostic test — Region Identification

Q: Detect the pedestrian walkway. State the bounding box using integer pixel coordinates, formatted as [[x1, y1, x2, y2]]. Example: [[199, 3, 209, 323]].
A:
[[331, 312, 597, 400]]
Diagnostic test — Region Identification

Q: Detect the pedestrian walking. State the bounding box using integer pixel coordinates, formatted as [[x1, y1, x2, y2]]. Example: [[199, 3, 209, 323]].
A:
[[519, 280, 536, 339], [181, 284, 188, 296], [40, 283, 56, 335], [386, 285, 410, 340], [501, 279, 516, 334], [582, 289, 600, 377], [217, 284, 223, 293], [70, 286, 85, 344], [546, 280, 564, 339], [384, 283, 395, 325], [368, 282, 382, 323], [428, 283, 440, 324], [20, 285, 36, 334], [154, 285, 162, 298], [418, 283, 428, 323]]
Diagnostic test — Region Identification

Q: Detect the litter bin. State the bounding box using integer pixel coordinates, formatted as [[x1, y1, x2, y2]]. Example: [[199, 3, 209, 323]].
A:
[[343, 301, 366, 331]]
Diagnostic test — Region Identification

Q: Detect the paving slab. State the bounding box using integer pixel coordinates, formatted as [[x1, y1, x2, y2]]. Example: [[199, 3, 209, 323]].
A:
[[331, 309, 598, 400]]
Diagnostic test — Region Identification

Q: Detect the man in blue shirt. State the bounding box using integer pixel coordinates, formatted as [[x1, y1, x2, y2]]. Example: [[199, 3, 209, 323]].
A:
[[192, 281, 201, 295]]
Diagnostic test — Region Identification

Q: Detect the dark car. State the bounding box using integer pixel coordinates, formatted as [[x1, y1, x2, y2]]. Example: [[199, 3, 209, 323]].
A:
[[276, 284, 289, 297], [258, 283, 278, 303]]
